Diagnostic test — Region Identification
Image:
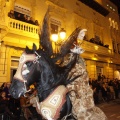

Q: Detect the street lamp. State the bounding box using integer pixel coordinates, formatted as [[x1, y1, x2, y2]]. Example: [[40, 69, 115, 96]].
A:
[[51, 28, 66, 53], [59, 28, 66, 40], [51, 28, 66, 43], [51, 31, 58, 42]]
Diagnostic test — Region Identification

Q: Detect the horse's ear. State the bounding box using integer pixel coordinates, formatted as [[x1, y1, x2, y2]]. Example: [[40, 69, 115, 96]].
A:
[[32, 43, 37, 52], [40, 10, 53, 56], [25, 46, 30, 53]]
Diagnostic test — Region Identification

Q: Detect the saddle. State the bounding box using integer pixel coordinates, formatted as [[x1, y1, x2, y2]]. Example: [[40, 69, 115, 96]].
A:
[[36, 85, 68, 120]]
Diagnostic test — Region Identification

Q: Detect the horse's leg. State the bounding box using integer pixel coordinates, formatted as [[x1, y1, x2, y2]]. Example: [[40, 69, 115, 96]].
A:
[[66, 94, 72, 115], [66, 94, 77, 120], [58, 94, 70, 120], [59, 94, 76, 120]]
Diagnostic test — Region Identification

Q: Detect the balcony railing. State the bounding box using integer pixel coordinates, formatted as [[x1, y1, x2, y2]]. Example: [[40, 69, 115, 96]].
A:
[[82, 40, 113, 57], [8, 18, 39, 39]]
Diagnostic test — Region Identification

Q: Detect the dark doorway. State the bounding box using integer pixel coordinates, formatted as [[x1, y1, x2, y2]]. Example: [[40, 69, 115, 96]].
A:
[[10, 69, 17, 82]]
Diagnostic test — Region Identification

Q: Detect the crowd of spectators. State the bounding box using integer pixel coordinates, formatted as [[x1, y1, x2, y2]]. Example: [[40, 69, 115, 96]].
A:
[[8, 10, 39, 26], [0, 75, 120, 119], [84, 36, 109, 49], [89, 74, 120, 105], [0, 82, 19, 119], [0, 82, 41, 120]]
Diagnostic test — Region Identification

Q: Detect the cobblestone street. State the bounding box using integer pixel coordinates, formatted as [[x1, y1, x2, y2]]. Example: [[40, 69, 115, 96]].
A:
[[97, 99, 120, 120]]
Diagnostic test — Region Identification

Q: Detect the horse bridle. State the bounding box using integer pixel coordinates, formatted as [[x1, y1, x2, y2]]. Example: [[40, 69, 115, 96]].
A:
[[13, 51, 41, 95]]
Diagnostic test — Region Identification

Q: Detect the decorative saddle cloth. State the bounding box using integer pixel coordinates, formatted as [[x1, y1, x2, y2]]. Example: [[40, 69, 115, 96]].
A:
[[37, 85, 68, 120]]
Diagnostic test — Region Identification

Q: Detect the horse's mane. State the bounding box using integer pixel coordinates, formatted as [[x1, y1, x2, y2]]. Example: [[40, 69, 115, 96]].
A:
[[37, 49, 78, 87]]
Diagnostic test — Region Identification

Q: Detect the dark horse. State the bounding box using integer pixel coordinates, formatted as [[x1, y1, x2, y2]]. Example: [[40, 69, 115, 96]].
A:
[[9, 11, 81, 120], [9, 43, 80, 119]]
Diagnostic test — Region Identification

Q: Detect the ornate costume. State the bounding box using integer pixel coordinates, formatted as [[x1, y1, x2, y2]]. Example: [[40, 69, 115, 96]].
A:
[[65, 29, 108, 120]]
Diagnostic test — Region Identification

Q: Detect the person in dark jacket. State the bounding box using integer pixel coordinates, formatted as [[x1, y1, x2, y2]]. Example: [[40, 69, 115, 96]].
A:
[[101, 83, 111, 102], [0, 91, 17, 119]]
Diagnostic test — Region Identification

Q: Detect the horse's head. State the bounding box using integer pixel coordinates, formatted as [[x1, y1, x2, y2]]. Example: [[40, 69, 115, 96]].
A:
[[9, 44, 41, 99]]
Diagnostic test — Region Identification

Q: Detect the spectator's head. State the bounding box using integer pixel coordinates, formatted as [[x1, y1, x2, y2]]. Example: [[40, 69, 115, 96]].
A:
[[30, 17, 33, 21], [105, 83, 108, 87], [35, 20, 38, 23], [0, 91, 6, 98], [98, 73, 101, 76], [18, 13, 21, 17], [25, 15, 29, 21], [35, 20, 39, 26], [1, 82, 7, 88], [33, 89, 37, 95], [23, 14, 27, 20], [6, 82, 11, 88], [10, 10, 14, 14]]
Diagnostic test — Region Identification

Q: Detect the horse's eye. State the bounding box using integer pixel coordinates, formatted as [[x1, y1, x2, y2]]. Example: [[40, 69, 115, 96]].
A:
[[26, 62, 33, 67]]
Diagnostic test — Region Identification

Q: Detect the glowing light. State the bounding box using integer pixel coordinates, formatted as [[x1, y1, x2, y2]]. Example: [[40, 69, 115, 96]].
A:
[[59, 28, 66, 40], [51, 33, 58, 42], [94, 45, 99, 50], [108, 49, 111, 53], [91, 57, 98, 61]]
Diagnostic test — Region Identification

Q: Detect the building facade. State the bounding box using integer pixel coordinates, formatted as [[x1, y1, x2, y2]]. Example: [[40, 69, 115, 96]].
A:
[[0, 0, 120, 85]]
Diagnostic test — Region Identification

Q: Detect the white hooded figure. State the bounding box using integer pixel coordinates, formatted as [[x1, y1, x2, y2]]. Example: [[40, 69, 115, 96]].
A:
[[70, 29, 87, 54], [77, 29, 87, 43]]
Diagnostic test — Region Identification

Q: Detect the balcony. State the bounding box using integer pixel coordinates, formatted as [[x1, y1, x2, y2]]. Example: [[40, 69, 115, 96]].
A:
[[0, 17, 40, 48], [8, 18, 39, 39], [81, 40, 113, 57]]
